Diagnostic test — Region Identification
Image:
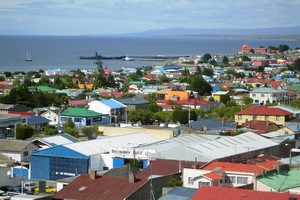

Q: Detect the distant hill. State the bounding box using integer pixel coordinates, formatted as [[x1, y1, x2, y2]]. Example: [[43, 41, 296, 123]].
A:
[[120, 26, 300, 38]]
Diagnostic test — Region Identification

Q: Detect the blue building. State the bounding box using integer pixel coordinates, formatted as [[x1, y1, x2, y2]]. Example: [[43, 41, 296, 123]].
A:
[[31, 145, 89, 180], [59, 107, 109, 126]]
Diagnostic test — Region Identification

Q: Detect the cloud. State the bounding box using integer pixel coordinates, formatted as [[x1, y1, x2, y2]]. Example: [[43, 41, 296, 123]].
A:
[[0, 0, 299, 35]]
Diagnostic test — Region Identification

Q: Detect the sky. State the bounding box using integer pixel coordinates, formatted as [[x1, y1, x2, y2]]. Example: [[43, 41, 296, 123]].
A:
[[0, 0, 300, 36]]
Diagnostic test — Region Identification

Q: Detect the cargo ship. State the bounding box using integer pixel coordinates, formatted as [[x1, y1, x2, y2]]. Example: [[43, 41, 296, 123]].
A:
[[79, 51, 125, 60]]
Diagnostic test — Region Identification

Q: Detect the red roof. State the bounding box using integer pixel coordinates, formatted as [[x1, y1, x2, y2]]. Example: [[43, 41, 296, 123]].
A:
[[52, 174, 147, 200], [202, 172, 222, 180], [192, 186, 300, 200], [243, 120, 277, 132], [201, 161, 271, 174], [267, 80, 281, 89], [136, 159, 205, 180], [236, 106, 292, 116], [68, 99, 91, 106], [99, 92, 122, 97]]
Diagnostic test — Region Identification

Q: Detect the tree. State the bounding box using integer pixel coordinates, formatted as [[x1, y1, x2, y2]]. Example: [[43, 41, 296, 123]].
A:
[[292, 58, 300, 71], [241, 55, 251, 61], [202, 53, 212, 63], [278, 44, 289, 52], [249, 49, 255, 53], [128, 109, 154, 125], [202, 68, 214, 76], [222, 56, 229, 64], [189, 75, 212, 96]]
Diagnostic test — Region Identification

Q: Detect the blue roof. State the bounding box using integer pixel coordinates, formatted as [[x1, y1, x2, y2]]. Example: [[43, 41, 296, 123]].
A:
[[191, 118, 236, 130], [164, 65, 183, 70], [27, 116, 50, 125], [212, 86, 221, 91], [100, 99, 126, 109], [32, 145, 88, 159]]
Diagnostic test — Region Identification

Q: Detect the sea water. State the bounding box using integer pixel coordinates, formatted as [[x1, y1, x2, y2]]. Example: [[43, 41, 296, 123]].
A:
[[0, 35, 299, 72]]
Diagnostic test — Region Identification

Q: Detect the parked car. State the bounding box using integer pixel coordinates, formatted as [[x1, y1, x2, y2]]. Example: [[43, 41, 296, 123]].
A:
[[0, 186, 14, 193], [34, 186, 57, 193], [23, 182, 37, 192], [0, 190, 10, 200]]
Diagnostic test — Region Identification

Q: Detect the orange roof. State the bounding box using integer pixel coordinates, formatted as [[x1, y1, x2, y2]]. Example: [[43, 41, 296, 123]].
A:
[[236, 106, 292, 116], [202, 172, 222, 180], [202, 161, 264, 174]]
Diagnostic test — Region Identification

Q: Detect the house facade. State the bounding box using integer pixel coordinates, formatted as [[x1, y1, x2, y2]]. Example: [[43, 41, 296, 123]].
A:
[[235, 106, 293, 126], [59, 107, 109, 126], [250, 88, 289, 105], [88, 99, 126, 123]]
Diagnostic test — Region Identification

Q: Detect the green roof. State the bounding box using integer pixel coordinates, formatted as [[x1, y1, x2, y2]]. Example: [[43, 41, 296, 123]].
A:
[[61, 107, 103, 117], [29, 86, 57, 92], [257, 168, 300, 191], [287, 85, 300, 91]]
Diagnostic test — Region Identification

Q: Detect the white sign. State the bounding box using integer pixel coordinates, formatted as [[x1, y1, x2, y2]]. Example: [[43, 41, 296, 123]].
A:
[[110, 148, 156, 159]]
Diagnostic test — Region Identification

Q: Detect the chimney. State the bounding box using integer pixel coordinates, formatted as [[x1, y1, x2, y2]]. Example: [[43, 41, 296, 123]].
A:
[[192, 163, 200, 169], [90, 170, 97, 179], [128, 171, 136, 183]]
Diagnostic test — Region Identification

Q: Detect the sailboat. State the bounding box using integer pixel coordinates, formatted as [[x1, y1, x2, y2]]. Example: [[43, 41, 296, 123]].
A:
[[25, 51, 32, 62]]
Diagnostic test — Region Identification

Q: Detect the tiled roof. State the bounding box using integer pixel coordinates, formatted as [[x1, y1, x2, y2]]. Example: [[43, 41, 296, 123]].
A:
[[202, 172, 222, 180], [191, 185, 300, 200], [52, 173, 147, 200], [236, 106, 292, 116], [61, 107, 103, 117]]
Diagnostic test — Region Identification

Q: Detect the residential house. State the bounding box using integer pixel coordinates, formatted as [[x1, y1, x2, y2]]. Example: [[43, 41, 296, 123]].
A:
[[239, 44, 268, 54], [156, 99, 210, 112], [0, 113, 22, 139], [39, 108, 60, 126], [52, 159, 203, 200], [190, 118, 236, 133], [250, 88, 289, 105], [235, 106, 293, 126], [88, 99, 126, 123], [191, 185, 300, 200], [243, 120, 279, 134], [68, 99, 91, 108], [27, 116, 51, 132], [59, 107, 109, 126], [182, 160, 281, 189], [0, 140, 40, 162], [117, 97, 149, 112], [256, 164, 300, 192]]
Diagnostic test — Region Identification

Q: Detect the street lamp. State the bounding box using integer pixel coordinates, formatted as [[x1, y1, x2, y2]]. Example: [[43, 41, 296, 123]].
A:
[[6, 125, 16, 140], [128, 143, 136, 165]]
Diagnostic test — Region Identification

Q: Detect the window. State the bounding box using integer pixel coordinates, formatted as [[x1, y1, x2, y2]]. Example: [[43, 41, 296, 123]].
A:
[[276, 116, 280, 121], [23, 151, 28, 157], [188, 177, 194, 184], [198, 181, 210, 188], [93, 117, 102, 122], [225, 176, 236, 183], [74, 118, 81, 122], [252, 94, 256, 97], [238, 115, 242, 120], [253, 115, 257, 120], [265, 116, 269, 120], [261, 94, 265, 97], [237, 177, 248, 184]]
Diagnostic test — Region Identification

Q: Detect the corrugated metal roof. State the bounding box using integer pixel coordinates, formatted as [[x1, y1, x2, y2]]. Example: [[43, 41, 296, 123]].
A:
[[27, 116, 51, 124], [100, 99, 126, 109], [32, 145, 88, 159], [61, 107, 103, 117], [117, 98, 149, 105], [52, 173, 147, 200], [250, 87, 288, 93], [0, 140, 32, 152], [65, 133, 160, 156], [37, 133, 80, 146], [191, 185, 300, 200], [159, 186, 197, 200]]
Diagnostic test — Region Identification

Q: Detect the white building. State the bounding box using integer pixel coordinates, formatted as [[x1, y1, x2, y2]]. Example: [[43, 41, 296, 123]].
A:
[[250, 88, 289, 105]]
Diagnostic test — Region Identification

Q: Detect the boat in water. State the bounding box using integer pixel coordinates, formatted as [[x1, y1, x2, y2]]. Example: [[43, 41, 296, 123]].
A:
[[122, 56, 135, 61], [80, 51, 125, 60], [25, 51, 32, 62]]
